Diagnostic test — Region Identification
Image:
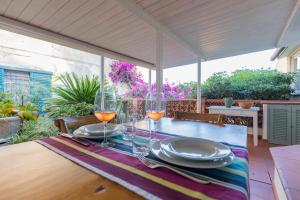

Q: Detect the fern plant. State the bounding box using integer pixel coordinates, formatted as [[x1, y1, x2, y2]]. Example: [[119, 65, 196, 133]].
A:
[[48, 72, 100, 107]]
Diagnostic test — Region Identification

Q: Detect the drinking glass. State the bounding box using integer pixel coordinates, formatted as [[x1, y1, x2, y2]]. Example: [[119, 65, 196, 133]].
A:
[[94, 87, 117, 147], [120, 114, 137, 141], [132, 128, 151, 156], [145, 91, 166, 141]]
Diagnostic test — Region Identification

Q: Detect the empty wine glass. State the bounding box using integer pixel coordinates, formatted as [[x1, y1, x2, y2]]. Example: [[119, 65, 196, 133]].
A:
[[94, 87, 117, 147], [145, 90, 166, 141]]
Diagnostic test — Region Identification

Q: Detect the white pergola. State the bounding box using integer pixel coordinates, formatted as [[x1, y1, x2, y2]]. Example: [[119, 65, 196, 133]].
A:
[[0, 0, 299, 111]]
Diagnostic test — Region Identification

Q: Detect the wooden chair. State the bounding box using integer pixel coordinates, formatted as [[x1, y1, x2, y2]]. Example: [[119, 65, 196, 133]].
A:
[[54, 115, 100, 133], [174, 111, 225, 125]]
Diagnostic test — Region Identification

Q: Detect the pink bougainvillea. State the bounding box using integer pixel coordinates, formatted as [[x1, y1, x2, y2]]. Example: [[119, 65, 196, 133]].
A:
[[109, 61, 143, 86], [109, 60, 191, 100]]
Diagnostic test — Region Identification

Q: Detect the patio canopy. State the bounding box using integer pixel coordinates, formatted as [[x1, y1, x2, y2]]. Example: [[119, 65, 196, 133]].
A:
[[0, 0, 299, 69]]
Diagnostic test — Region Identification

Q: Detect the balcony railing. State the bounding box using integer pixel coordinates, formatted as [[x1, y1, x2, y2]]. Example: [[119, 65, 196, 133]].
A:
[[129, 98, 299, 128]]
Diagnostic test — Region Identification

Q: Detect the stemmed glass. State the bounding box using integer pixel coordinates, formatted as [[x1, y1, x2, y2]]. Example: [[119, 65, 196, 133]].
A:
[[145, 91, 166, 141], [94, 87, 117, 147]]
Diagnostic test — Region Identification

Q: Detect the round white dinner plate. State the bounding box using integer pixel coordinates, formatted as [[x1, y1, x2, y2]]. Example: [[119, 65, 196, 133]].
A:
[[160, 138, 231, 161], [82, 123, 120, 135], [151, 140, 235, 168], [73, 126, 121, 139]]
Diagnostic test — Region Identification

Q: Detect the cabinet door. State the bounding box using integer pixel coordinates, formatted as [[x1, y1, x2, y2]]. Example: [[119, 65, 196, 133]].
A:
[[292, 105, 300, 144], [268, 105, 292, 145]]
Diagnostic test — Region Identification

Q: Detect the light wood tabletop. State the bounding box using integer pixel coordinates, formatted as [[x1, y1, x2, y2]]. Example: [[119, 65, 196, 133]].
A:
[[0, 118, 247, 200], [136, 118, 247, 147], [0, 141, 143, 200]]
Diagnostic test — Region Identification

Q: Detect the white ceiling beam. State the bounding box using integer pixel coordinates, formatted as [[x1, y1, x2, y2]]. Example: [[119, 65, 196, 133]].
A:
[[114, 0, 205, 59], [0, 15, 155, 69], [276, 0, 300, 47]]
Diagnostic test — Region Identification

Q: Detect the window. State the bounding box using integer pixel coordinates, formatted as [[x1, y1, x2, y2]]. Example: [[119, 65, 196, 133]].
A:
[[4, 69, 30, 104]]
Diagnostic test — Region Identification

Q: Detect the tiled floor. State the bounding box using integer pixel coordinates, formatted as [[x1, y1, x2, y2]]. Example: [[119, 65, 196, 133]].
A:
[[248, 133, 281, 200]]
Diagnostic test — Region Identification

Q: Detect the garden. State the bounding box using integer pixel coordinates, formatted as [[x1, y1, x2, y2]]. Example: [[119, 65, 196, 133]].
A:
[[0, 60, 296, 144]]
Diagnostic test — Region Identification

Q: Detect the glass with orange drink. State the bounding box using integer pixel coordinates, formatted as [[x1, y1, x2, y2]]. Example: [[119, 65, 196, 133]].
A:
[[94, 88, 117, 147]]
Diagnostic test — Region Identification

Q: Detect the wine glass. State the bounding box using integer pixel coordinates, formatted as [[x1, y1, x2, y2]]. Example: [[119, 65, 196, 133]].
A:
[[145, 91, 166, 141], [94, 87, 117, 147]]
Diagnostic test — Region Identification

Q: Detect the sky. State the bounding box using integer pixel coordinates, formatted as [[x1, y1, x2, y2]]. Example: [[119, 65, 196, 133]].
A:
[[138, 48, 277, 84]]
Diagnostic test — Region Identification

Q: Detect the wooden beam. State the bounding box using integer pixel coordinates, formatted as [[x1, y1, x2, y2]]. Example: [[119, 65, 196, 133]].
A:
[[276, 0, 300, 47], [114, 0, 204, 59], [0, 15, 155, 69]]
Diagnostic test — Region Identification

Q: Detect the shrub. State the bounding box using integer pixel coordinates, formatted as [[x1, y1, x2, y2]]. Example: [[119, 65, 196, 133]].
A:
[[48, 72, 100, 106], [0, 98, 16, 117], [180, 81, 197, 99], [47, 102, 95, 118], [202, 72, 233, 99], [10, 117, 58, 144], [201, 69, 295, 100]]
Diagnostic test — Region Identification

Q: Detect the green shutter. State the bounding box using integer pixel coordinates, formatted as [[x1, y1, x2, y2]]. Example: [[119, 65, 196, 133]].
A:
[[268, 105, 292, 145], [0, 68, 4, 92], [30, 72, 52, 109], [292, 105, 300, 144]]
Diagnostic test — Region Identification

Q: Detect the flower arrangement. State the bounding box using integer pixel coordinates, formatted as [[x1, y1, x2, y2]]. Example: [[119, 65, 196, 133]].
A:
[[109, 61, 192, 100]]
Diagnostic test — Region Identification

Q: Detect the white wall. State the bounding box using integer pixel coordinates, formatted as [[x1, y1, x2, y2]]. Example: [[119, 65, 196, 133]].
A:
[[0, 29, 101, 78]]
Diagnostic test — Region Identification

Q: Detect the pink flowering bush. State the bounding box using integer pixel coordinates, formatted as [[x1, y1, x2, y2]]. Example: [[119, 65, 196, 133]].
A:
[[109, 61, 191, 100], [109, 61, 143, 86]]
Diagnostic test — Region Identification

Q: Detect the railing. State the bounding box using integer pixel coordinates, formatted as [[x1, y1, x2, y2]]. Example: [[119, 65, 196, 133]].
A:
[[129, 98, 300, 128], [165, 99, 263, 127]]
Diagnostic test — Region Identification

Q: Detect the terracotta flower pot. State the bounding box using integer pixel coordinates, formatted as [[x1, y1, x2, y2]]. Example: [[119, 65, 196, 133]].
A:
[[238, 102, 253, 109]]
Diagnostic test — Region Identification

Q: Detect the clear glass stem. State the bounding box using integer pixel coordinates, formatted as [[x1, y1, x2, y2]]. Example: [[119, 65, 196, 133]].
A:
[[154, 120, 158, 135], [148, 118, 152, 139], [103, 121, 107, 144], [132, 115, 136, 133]]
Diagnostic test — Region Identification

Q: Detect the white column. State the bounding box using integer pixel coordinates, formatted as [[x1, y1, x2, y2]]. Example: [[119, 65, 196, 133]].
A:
[[263, 104, 268, 140], [100, 56, 105, 91], [253, 113, 258, 146], [100, 56, 105, 108], [156, 30, 163, 108], [148, 68, 152, 87], [197, 57, 202, 113]]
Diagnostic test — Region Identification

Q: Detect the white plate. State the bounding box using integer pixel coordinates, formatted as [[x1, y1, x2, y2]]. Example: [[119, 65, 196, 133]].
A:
[[151, 140, 235, 168], [160, 138, 231, 161], [82, 123, 120, 135], [73, 128, 121, 139]]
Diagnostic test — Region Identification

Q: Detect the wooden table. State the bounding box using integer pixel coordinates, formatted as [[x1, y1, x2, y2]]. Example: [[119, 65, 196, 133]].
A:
[[208, 106, 259, 146], [0, 118, 247, 200], [135, 118, 247, 147]]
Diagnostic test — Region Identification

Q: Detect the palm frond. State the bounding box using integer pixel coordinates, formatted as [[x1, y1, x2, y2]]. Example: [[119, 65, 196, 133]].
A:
[[48, 72, 100, 107]]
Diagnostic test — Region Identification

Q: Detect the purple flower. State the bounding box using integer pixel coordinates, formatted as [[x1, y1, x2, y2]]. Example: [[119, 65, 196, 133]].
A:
[[109, 60, 191, 100]]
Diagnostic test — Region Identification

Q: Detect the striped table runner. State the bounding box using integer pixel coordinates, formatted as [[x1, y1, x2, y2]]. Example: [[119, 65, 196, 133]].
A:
[[37, 129, 249, 200]]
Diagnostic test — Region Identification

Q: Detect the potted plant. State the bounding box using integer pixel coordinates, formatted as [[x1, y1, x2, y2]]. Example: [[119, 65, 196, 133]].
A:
[[224, 97, 234, 108], [0, 98, 21, 139]]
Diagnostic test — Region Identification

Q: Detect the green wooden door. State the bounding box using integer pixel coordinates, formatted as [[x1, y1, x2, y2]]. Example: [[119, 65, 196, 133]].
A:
[[268, 105, 292, 145], [292, 105, 300, 144], [30, 72, 52, 109]]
